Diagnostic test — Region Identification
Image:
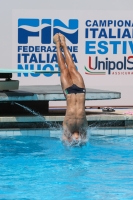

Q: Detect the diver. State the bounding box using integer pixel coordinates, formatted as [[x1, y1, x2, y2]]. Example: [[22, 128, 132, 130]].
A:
[[53, 33, 88, 146]]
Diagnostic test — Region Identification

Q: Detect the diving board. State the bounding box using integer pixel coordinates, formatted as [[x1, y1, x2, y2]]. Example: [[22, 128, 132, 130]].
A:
[[0, 85, 121, 101], [0, 69, 60, 90], [0, 69, 60, 74]]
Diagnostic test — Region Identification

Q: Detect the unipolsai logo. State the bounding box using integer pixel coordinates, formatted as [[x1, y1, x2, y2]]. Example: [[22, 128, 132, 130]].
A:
[[84, 56, 133, 75], [18, 18, 79, 44]]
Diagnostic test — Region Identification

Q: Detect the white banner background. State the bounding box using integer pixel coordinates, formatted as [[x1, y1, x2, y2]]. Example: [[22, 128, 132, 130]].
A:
[[12, 10, 133, 106]]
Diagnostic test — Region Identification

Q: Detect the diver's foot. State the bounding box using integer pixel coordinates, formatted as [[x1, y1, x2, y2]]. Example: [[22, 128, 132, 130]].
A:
[[53, 33, 60, 46], [59, 33, 66, 47]]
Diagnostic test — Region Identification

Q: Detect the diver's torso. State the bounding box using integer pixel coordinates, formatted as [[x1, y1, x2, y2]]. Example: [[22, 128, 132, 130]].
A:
[[63, 93, 88, 132]]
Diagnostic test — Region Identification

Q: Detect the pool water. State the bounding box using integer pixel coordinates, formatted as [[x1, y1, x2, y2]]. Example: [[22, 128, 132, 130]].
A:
[[0, 135, 133, 200]]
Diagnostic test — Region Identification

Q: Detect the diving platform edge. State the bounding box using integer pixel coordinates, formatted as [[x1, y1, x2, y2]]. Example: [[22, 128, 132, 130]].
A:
[[0, 85, 121, 115], [0, 85, 121, 101]]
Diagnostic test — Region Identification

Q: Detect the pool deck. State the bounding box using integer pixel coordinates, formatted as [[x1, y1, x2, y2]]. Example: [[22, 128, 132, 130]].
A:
[[0, 108, 133, 127], [1, 85, 133, 131], [0, 108, 133, 138]]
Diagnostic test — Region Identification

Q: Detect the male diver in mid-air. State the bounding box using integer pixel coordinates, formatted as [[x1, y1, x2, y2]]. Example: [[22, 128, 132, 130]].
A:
[[53, 33, 88, 146]]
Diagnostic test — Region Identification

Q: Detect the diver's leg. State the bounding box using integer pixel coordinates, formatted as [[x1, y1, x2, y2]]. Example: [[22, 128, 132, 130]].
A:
[[59, 33, 85, 88], [53, 34, 73, 91]]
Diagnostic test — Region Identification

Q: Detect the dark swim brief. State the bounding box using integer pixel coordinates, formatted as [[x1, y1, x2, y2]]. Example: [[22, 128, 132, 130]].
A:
[[64, 84, 86, 95]]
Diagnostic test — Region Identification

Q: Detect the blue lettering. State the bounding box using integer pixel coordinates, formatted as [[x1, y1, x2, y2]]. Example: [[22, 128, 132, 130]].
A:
[[97, 41, 108, 54], [29, 54, 38, 63], [98, 29, 107, 38], [116, 62, 123, 70], [17, 64, 59, 77], [108, 20, 113, 27], [18, 46, 22, 52], [73, 46, 78, 52], [72, 54, 78, 63], [123, 41, 127, 54], [18, 54, 21, 63], [30, 64, 41, 77], [109, 41, 121, 54], [23, 46, 28, 52], [29, 46, 34, 52], [47, 46, 52, 52], [129, 41, 133, 53], [117, 20, 124, 27], [122, 29, 131, 38], [90, 28, 98, 38], [85, 28, 88, 38], [22, 54, 29, 63], [42, 64, 54, 77], [35, 46, 40, 52], [108, 61, 115, 74], [85, 41, 96, 54], [39, 54, 45, 63], [17, 64, 28, 77], [117, 29, 121, 38], [109, 29, 116, 38], [51, 54, 57, 63], [99, 20, 106, 27], [86, 20, 91, 27], [93, 20, 98, 27]]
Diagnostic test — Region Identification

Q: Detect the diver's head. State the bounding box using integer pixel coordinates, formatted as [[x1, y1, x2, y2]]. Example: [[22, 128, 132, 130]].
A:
[[72, 131, 80, 140], [62, 129, 87, 146]]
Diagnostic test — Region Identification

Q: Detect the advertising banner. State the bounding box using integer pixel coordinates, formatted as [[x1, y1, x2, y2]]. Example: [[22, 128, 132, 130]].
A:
[[12, 10, 133, 106]]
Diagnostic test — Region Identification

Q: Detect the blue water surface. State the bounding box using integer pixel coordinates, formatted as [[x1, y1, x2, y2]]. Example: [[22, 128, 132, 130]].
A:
[[0, 135, 133, 200]]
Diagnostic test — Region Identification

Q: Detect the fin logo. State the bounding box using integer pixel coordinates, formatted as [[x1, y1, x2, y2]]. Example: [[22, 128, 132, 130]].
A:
[[18, 19, 78, 44]]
